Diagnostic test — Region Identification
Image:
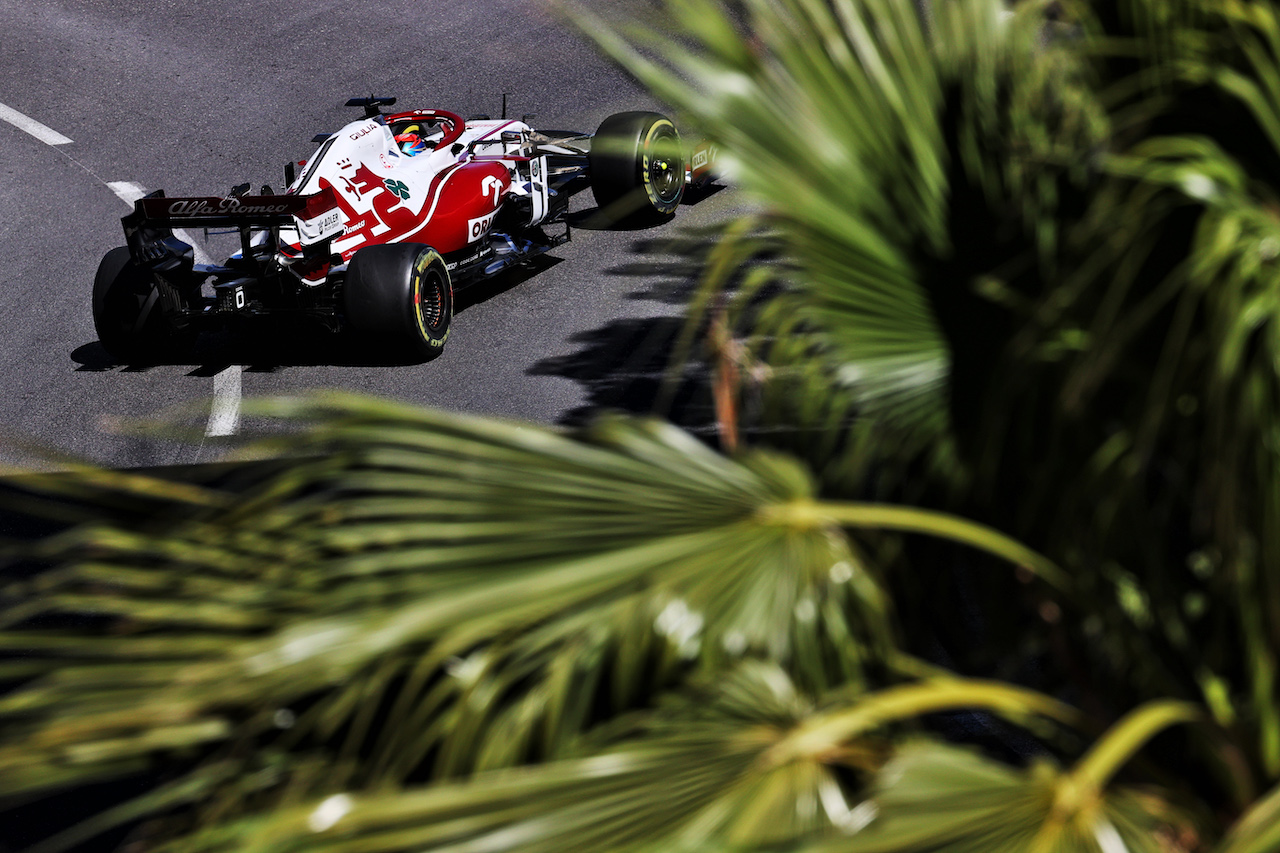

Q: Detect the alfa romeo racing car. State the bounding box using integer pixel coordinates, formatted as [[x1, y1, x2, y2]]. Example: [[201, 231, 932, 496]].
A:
[[93, 96, 718, 361]]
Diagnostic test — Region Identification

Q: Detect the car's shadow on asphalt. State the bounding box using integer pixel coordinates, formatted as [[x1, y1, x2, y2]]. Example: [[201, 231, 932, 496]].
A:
[[529, 315, 716, 433], [529, 232, 725, 434], [68, 257, 567, 372], [71, 333, 436, 372], [568, 185, 726, 232], [454, 255, 562, 311]]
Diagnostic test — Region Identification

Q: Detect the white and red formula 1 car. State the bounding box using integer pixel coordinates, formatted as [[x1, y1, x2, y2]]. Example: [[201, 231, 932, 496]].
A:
[[93, 96, 718, 362]]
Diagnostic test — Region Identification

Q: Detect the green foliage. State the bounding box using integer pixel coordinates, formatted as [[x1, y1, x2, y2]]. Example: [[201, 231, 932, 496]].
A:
[[577, 0, 1280, 845], [2, 395, 1074, 852], [0, 434, 1204, 853], [0, 397, 896, 803], [1218, 780, 1280, 853], [110, 667, 1083, 853]]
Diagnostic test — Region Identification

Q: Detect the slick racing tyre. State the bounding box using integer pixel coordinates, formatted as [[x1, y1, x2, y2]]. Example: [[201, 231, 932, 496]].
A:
[[589, 111, 685, 223], [344, 243, 453, 360], [92, 246, 188, 363]]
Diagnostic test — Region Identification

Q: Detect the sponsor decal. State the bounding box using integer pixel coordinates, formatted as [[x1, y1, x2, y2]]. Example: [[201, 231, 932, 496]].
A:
[[342, 215, 373, 236], [467, 210, 497, 240], [446, 245, 484, 272], [315, 210, 342, 232], [691, 143, 721, 180], [384, 178, 412, 200], [692, 144, 718, 174], [326, 161, 476, 257], [298, 207, 344, 242], [167, 197, 292, 217], [337, 158, 354, 171], [348, 122, 378, 141]]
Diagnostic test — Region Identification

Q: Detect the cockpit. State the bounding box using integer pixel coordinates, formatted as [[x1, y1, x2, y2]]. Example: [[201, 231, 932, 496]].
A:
[[390, 119, 448, 156]]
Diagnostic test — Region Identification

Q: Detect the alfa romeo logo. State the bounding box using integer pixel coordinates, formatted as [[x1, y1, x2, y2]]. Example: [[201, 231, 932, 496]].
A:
[[384, 179, 411, 200]]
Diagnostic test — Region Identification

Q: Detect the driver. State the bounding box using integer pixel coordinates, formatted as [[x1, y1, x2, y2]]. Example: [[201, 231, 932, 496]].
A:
[[394, 124, 429, 156]]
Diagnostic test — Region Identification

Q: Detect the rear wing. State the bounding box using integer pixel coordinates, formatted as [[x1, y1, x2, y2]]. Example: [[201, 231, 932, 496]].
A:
[[122, 188, 342, 266]]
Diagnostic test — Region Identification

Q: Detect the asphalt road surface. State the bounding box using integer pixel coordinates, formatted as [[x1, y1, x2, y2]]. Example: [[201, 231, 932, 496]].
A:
[[0, 0, 731, 469]]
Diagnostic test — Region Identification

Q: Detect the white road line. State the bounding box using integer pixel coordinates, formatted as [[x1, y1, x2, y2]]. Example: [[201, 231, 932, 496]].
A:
[[106, 181, 214, 265], [107, 181, 241, 438], [207, 367, 243, 437], [106, 180, 146, 205], [0, 101, 73, 145]]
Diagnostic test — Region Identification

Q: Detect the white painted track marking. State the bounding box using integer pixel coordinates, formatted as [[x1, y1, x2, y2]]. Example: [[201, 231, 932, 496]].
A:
[[0, 101, 72, 145], [106, 180, 146, 204], [107, 182, 241, 437], [207, 367, 243, 436]]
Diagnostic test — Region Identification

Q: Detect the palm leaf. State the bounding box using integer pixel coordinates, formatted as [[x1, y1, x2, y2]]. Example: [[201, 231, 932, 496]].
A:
[[0, 393, 1062, 851], [577, 0, 1106, 453], [1217, 778, 1280, 853], [809, 742, 1181, 853], [583, 0, 1280, 799], [133, 666, 1085, 853], [806, 701, 1203, 852]]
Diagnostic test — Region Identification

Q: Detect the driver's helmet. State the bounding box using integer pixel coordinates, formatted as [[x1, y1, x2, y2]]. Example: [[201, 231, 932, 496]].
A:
[[395, 124, 428, 156]]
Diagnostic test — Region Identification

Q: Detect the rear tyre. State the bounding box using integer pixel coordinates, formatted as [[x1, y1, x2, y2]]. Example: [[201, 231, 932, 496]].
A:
[[92, 246, 187, 363], [344, 243, 453, 360], [589, 111, 685, 223]]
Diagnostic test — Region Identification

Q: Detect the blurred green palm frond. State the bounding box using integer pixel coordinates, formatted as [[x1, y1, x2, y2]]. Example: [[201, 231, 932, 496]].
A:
[[582, 0, 1107, 467], [585, 0, 1280, 794], [815, 742, 1182, 853], [144, 663, 853, 853], [1007, 0, 1280, 780], [563, 0, 1280, 845], [123, 667, 1100, 853], [1, 393, 1065, 850], [0, 394, 884, 796], [1217, 778, 1280, 853]]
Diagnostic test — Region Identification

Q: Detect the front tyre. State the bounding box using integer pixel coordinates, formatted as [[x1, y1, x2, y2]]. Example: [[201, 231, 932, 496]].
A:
[[589, 111, 685, 223], [92, 246, 186, 363], [344, 243, 453, 360]]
